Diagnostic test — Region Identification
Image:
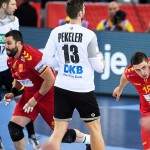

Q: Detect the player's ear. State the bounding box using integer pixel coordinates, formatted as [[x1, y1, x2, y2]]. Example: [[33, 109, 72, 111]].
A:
[[16, 41, 22, 47], [2, 2, 7, 9], [78, 10, 83, 19]]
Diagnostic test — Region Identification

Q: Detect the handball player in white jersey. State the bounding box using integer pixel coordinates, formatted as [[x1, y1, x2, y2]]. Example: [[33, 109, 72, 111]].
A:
[[42, 0, 105, 149], [0, 0, 19, 101]]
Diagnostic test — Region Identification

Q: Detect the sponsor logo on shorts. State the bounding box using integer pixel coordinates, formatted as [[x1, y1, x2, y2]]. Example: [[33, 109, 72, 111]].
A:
[[91, 113, 95, 117]]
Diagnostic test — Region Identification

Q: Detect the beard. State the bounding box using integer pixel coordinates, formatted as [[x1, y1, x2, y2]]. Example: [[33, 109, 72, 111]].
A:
[[6, 47, 18, 57]]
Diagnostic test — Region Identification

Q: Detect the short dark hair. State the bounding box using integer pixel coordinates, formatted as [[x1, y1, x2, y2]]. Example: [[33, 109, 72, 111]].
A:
[[5, 30, 23, 44], [131, 52, 148, 65], [66, 0, 84, 19], [0, 0, 10, 7]]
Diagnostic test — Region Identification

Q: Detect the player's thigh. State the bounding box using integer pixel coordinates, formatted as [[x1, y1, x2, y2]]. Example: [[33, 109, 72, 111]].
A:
[[0, 71, 2, 88], [0, 72, 2, 98], [11, 116, 31, 127], [37, 97, 54, 130], [13, 98, 39, 122], [2, 69, 13, 92]]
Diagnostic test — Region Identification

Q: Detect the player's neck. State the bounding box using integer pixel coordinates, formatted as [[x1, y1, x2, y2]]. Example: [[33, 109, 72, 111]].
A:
[[70, 19, 82, 25], [0, 9, 7, 20]]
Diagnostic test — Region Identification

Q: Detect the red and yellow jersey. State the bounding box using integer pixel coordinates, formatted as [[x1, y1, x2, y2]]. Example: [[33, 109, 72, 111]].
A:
[[7, 45, 56, 97], [124, 65, 150, 114]]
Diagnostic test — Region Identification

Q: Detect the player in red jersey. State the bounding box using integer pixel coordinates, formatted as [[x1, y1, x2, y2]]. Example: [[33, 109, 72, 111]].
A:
[[113, 52, 150, 150], [4, 30, 91, 150]]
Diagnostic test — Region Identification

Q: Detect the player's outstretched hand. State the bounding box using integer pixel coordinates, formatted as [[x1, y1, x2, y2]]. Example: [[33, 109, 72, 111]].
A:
[[112, 86, 122, 101], [4, 93, 14, 105]]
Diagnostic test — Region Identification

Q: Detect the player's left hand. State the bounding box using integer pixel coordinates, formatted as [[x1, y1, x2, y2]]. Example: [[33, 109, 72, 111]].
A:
[[23, 97, 37, 113]]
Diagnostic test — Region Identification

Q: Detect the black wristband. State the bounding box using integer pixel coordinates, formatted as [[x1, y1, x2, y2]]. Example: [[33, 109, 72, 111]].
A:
[[10, 87, 19, 97]]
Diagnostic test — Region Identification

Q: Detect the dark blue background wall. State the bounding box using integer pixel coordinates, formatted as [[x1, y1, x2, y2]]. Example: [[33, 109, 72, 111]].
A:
[[20, 27, 150, 96]]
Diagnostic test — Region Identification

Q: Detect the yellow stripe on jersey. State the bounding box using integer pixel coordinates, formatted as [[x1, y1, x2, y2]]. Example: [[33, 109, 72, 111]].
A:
[[39, 66, 49, 77], [23, 51, 32, 61], [125, 67, 134, 73]]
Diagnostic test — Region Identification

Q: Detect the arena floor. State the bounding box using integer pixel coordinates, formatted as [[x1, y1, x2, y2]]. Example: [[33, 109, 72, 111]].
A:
[[0, 92, 142, 150]]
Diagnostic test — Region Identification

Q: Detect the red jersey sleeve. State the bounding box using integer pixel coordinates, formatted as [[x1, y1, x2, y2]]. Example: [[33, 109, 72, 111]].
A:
[[124, 65, 135, 82]]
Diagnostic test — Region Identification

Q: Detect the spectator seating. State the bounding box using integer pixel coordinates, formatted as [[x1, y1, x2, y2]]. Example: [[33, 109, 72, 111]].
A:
[[45, 2, 67, 29], [121, 4, 149, 32], [45, 2, 150, 32], [84, 4, 108, 30], [30, 2, 41, 27], [136, 5, 150, 31]]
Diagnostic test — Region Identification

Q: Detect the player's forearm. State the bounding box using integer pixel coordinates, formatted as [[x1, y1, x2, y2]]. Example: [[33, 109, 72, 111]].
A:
[[39, 78, 55, 95], [119, 74, 129, 90], [39, 68, 55, 95], [33, 68, 55, 102]]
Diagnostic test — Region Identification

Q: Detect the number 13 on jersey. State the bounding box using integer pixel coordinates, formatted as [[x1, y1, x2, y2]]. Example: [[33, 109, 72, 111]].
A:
[[63, 44, 83, 74]]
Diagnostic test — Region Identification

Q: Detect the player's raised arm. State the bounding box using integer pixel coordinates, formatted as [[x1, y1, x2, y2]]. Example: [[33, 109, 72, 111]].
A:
[[113, 74, 129, 101]]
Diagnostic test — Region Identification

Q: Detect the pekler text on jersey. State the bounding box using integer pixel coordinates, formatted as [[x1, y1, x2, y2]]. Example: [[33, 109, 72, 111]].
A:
[[58, 32, 83, 43]]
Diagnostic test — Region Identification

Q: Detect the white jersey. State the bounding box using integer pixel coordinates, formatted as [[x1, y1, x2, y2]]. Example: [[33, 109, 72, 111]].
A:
[[0, 15, 19, 72], [43, 24, 103, 92]]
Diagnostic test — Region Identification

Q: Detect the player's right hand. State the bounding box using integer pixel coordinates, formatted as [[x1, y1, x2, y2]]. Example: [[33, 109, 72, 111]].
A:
[[112, 86, 122, 101], [4, 93, 14, 105]]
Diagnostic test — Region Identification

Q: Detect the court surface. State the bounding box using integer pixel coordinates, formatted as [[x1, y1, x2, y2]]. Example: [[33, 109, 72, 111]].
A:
[[0, 92, 142, 150]]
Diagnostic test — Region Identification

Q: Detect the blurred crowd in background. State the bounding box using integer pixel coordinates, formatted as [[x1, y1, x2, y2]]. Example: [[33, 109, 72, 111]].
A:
[[15, 0, 150, 33]]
